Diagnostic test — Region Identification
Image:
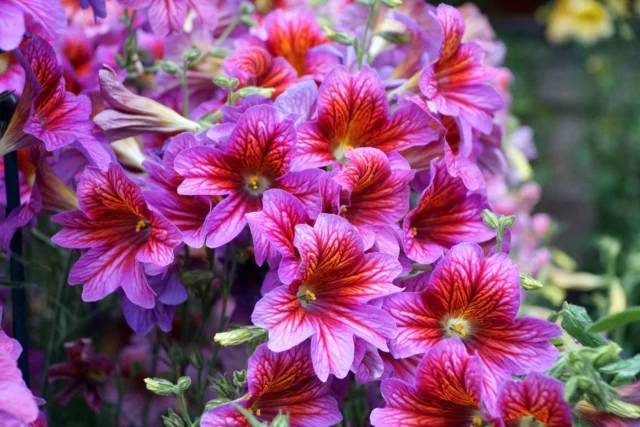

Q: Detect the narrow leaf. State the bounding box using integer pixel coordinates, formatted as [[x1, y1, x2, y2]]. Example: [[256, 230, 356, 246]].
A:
[[589, 307, 640, 333]]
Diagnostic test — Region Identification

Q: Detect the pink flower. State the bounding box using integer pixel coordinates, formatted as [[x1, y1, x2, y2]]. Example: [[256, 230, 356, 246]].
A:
[[384, 243, 561, 408], [370, 339, 487, 426], [252, 214, 402, 381], [0, 0, 66, 51], [51, 162, 182, 308], [48, 338, 114, 412], [293, 66, 439, 170], [0, 36, 110, 168], [497, 372, 572, 427], [174, 105, 320, 248], [117, 0, 219, 36], [201, 343, 342, 427], [402, 160, 493, 264], [419, 4, 503, 133]]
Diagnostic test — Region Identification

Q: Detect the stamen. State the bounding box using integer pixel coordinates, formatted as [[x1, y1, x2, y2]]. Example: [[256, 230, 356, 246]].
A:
[[344, 143, 354, 151], [249, 176, 260, 191], [341, 206, 347, 214], [305, 289, 316, 301], [255, 409, 261, 416], [135, 219, 148, 232], [454, 323, 467, 337], [411, 226, 417, 236], [470, 416, 483, 427]]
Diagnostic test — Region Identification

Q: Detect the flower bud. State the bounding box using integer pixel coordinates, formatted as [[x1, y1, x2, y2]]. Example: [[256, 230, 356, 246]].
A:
[[606, 399, 640, 419], [240, 2, 255, 14], [324, 28, 357, 46], [175, 376, 192, 393], [378, 31, 411, 45], [162, 409, 185, 427], [213, 74, 234, 88], [210, 374, 234, 399], [208, 47, 229, 58], [356, 0, 375, 5], [189, 349, 203, 370], [481, 209, 499, 230], [592, 342, 622, 368], [380, 0, 402, 7], [159, 61, 181, 74], [144, 377, 175, 396], [205, 398, 231, 411], [215, 326, 268, 346], [233, 369, 247, 388], [183, 48, 201, 64], [501, 215, 516, 228], [235, 86, 275, 99], [240, 15, 258, 28], [519, 273, 543, 290]]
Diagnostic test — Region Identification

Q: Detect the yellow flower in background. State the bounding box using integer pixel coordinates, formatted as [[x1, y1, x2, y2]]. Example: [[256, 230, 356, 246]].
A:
[[547, 0, 614, 45]]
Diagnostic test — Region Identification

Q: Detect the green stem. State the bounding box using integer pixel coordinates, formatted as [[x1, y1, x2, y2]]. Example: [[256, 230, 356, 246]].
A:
[[142, 339, 160, 427], [181, 63, 190, 118], [213, 17, 239, 49], [178, 392, 194, 427], [358, 2, 378, 69], [40, 250, 74, 398]]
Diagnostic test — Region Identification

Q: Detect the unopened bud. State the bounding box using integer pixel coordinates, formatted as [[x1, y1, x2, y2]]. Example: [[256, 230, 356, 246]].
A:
[[324, 27, 356, 46], [189, 349, 203, 370], [214, 326, 268, 346], [144, 377, 175, 396], [213, 74, 234, 88], [239, 15, 257, 28], [481, 209, 499, 230], [356, 0, 375, 5], [159, 60, 181, 74], [210, 374, 234, 399], [175, 376, 192, 393], [208, 47, 229, 58], [183, 48, 201, 63], [501, 215, 516, 228], [606, 399, 640, 419], [233, 369, 247, 388], [380, 0, 402, 7], [520, 273, 544, 290], [592, 342, 622, 368], [235, 86, 275, 99], [205, 398, 231, 411], [162, 409, 185, 427], [378, 31, 411, 45], [240, 2, 255, 14]]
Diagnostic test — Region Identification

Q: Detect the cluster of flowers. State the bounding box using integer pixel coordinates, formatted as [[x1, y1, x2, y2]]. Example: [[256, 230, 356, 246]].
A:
[[0, 0, 585, 426]]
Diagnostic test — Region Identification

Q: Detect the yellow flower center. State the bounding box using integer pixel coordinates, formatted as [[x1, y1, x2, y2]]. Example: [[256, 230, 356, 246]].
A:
[[297, 287, 317, 307], [249, 176, 260, 191], [135, 219, 149, 232], [445, 318, 471, 339], [470, 416, 483, 427], [341, 206, 348, 214]]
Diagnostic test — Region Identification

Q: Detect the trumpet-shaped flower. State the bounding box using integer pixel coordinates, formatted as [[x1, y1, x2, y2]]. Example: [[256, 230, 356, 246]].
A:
[[370, 339, 487, 427], [384, 243, 561, 407], [402, 160, 493, 264], [0, 36, 110, 167], [117, 0, 219, 37], [201, 343, 342, 427], [175, 105, 320, 248], [252, 214, 402, 381], [52, 162, 182, 308], [293, 66, 439, 170], [333, 148, 414, 251], [48, 338, 114, 412], [419, 4, 503, 134], [0, 0, 66, 51], [497, 373, 572, 427]]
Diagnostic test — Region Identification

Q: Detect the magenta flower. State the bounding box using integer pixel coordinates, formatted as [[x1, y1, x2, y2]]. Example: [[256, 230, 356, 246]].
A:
[[174, 105, 320, 248], [370, 339, 487, 426], [0, 0, 66, 51], [252, 214, 402, 381], [497, 373, 572, 427], [143, 132, 216, 248], [384, 243, 561, 408], [0, 36, 110, 167], [49, 338, 114, 412], [51, 162, 182, 308], [419, 4, 503, 134], [0, 307, 40, 425], [293, 66, 439, 170], [333, 148, 414, 251], [117, 0, 218, 36], [201, 343, 342, 427], [402, 160, 493, 264]]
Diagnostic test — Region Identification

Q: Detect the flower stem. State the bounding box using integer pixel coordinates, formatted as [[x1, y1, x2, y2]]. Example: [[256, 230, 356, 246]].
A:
[[213, 17, 239, 49], [178, 392, 194, 427], [181, 63, 190, 118], [358, 1, 378, 69]]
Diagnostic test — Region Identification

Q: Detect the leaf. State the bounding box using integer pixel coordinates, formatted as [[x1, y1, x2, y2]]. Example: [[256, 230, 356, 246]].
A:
[[600, 354, 640, 385], [589, 307, 640, 333], [561, 302, 607, 348]]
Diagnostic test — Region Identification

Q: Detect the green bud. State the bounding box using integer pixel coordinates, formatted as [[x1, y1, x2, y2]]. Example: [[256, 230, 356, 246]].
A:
[[324, 27, 357, 46], [210, 374, 235, 399], [233, 369, 247, 389], [235, 86, 275, 99], [379, 0, 402, 7], [215, 326, 268, 346], [356, 0, 375, 5], [240, 2, 255, 14], [162, 409, 185, 427], [189, 349, 203, 370], [481, 209, 499, 230], [592, 342, 622, 368], [159, 60, 181, 74], [144, 377, 175, 396], [175, 376, 192, 393], [239, 15, 258, 28], [205, 398, 231, 411], [183, 48, 201, 63], [501, 215, 516, 228], [378, 31, 412, 45], [519, 273, 544, 290], [213, 74, 234, 88], [208, 47, 229, 58], [270, 412, 291, 427], [605, 399, 640, 419]]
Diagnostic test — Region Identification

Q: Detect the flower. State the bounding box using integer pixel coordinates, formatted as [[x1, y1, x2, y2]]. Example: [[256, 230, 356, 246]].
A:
[[174, 104, 320, 248], [546, 0, 614, 46], [419, 4, 503, 134], [48, 338, 114, 412], [370, 339, 487, 426], [93, 66, 201, 141], [51, 162, 182, 308], [402, 160, 493, 264], [0, 306, 40, 425], [201, 343, 342, 427], [497, 372, 572, 427], [0, 36, 110, 167], [252, 214, 402, 381], [0, 0, 66, 51], [384, 243, 561, 408], [294, 66, 439, 170]]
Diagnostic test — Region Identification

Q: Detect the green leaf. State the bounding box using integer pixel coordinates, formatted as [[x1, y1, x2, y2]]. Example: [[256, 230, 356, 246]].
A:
[[588, 307, 640, 333], [561, 303, 607, 347], [601, 354, 640, 385]]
